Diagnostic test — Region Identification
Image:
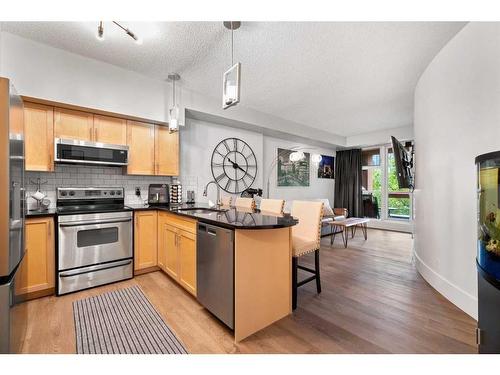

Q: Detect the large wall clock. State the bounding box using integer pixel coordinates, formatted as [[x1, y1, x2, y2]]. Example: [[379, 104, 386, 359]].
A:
[[211, 137, 257, 194]]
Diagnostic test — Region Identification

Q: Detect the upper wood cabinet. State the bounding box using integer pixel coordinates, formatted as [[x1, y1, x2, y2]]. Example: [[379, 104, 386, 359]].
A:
[[24, 102, 54, 172], [155, 125, 179, 176], [127, 120, 156, 175], [54, 108, 94, 141], [16, 217, 55, 297], [93, 115, 127, 145], [134, 210, 158, 271]]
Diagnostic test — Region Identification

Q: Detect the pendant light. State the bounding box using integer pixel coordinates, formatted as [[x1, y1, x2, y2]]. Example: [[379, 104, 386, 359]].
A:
[[95, 21, 142, 44], [222, 21, 241, 109], [168, 73, 181, 133]]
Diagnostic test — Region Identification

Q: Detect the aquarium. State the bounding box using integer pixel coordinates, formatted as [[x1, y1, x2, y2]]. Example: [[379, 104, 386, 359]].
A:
[[477, 151, 500, 282]]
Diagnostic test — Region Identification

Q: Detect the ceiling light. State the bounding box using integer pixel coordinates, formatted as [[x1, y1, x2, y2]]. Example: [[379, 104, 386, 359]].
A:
[[222, 21, 241, 110], [168, 73, 182, 133], [96, 21, 104, 41]]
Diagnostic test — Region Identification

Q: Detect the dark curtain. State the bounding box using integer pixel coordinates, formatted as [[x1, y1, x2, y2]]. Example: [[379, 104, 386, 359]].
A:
[[334, 149, 363, 217]]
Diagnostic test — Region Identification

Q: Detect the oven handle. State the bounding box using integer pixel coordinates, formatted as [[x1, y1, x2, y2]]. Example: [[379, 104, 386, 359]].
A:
[[59, 218, 132, 228], [59, 259, 133, 278]]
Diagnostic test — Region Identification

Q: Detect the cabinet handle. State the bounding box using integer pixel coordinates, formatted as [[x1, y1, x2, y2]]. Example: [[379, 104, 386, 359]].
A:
[[89, 127, 92, 140], [95, 128, 98, 141], [48, 221, 51, 236]]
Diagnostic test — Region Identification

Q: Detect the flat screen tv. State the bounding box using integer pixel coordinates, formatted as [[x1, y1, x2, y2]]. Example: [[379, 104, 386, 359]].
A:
[[391, 136, 414, 190]]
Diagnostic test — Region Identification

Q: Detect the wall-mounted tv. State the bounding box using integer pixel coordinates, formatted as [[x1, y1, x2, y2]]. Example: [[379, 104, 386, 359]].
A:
[[391, 136, 414, 190]]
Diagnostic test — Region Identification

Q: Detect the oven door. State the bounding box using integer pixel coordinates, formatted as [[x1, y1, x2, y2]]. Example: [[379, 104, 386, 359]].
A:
[[58, 212, 133, 270]]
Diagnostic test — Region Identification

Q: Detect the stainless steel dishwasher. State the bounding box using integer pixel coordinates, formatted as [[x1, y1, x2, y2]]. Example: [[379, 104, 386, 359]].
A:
[[196, 222, 235, 329]]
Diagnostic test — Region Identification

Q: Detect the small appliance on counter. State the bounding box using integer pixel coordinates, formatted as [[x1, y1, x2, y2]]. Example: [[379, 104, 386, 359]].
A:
[[148, 184, 169, 205], [170, 183, 182, 204]]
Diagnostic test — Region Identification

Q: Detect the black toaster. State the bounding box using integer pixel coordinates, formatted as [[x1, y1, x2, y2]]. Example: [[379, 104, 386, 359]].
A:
[[148, 184, 169, 205]]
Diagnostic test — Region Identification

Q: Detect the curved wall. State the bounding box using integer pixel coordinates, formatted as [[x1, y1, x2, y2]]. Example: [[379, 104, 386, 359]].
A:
[[414, 22, 500, 319]]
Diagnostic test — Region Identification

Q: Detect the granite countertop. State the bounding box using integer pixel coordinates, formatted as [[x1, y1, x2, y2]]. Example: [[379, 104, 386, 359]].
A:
[[128, 202, 298, 230], [25, 208, 57, 218]]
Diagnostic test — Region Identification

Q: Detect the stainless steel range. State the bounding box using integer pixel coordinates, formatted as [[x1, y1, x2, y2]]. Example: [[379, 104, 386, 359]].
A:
[[56, 187, 133, 295]]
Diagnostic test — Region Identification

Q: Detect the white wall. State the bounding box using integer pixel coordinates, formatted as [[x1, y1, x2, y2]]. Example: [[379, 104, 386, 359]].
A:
[[1, 32, 167, 121], [346, 125, 414, 148], [180, 119, 336, 206], [264, 136, 335, 204], [179, 118, 264, 204], [413, 22, 500, 319]]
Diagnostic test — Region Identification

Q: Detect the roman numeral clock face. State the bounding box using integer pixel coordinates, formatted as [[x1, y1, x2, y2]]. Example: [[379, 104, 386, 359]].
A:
[[211, 138, 257, 194]]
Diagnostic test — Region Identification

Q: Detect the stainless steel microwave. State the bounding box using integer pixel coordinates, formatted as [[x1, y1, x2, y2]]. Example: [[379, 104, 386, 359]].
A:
[[54, 138, 129, 166]]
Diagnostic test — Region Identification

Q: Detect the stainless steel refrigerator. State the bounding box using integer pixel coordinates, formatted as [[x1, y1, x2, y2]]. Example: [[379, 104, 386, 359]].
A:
[[0, 77, 26, 353]]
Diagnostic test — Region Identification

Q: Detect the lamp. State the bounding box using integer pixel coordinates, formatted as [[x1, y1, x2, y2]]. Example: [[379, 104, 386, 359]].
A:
[[167, 73, 182, 133], [222, 21, 241, 109], [95, 22, 142, 44], [311, 154, 322, 163]]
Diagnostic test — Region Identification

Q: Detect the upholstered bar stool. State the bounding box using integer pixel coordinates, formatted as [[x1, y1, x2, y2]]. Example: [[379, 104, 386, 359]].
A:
[[290, 200, 324, 310], [259, 198, 285, 215], [234, 197, 255, 210]]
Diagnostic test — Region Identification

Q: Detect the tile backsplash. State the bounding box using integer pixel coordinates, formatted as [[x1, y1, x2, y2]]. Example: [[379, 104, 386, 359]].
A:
[[25, 164, 173, 210]]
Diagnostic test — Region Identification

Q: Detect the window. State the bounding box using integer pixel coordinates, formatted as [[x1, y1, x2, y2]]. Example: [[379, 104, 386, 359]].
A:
[[386, 147, 411, 220], [361, 143, 413, 222]]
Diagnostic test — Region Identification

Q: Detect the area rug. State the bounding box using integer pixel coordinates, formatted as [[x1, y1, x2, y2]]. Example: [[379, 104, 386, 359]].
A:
[[73, 285, 187, 354]]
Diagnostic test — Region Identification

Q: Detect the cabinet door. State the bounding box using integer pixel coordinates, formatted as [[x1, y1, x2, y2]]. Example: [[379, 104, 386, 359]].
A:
[[94, 115, 127, 145], [134, 211, 158, 271], [178, 230, 197, 296], [24, 102, 54, 172], [54, 108, 94, 141], [155, 125, 179, 176], [162, 224, 179, 280], [127, 121, 155, 175], [16, 217, 55, 295]]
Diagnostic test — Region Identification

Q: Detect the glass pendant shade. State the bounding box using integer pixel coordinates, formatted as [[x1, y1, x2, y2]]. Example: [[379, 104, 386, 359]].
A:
[[312, 154, 322, 163], [289, 151, 305, 162], [169, 104, 180, 132]]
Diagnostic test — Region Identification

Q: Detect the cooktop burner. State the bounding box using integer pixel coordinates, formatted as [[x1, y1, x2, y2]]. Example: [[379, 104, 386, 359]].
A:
[[56, 187, 131, 215]]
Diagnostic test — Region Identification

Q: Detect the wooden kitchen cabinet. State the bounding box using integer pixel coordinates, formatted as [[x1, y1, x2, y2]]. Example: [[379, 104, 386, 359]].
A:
[[16, 217, 55, 298], [134, 210, 158, 271], [127, 120, 156, 175], [157, 212, 197, 296], [24, 102, 54, 172], [155, 125, 179, 176], [178, 230, 197, 295], [93, 114, 127, 145], [54, 107, 94, 141]]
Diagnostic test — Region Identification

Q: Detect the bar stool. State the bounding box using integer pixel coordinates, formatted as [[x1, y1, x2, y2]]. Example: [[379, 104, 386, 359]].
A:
[[259, 198, 285, 215], [234, 197, 255, 210], [220, 195, 233, 207]]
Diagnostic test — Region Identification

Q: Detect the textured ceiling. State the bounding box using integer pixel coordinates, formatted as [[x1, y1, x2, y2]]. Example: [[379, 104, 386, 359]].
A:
[[1, 21, 466, 137]]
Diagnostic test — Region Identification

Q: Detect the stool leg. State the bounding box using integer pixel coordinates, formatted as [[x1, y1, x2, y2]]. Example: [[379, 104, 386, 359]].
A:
[[315, 249, 321, 294], [292, 257, 298, 310]]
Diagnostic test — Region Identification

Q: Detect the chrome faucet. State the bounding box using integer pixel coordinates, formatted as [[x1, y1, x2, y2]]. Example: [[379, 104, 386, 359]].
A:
[[203, 180, 220, 206]]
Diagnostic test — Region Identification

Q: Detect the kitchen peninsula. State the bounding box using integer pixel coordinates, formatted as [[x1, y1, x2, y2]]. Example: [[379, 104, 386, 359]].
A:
[[130, 203, 298, 342]]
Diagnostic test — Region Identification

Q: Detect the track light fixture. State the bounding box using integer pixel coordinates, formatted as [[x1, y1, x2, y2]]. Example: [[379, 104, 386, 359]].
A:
[[95, 21, 142, 44]]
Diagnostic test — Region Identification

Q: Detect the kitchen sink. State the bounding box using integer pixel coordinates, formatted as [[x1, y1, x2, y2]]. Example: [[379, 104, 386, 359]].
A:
[[177, 207, 227, 214]]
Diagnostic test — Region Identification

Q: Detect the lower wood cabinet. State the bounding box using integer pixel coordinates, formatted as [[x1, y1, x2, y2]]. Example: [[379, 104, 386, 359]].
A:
[[16, 217, 55, 298], [157, 212, 197, 296], [134, 211, 158, 271]]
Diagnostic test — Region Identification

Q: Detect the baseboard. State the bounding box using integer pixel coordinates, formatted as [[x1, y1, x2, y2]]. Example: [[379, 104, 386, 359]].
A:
[[414, 251, 478, 320], [134, 266, 160, 276]]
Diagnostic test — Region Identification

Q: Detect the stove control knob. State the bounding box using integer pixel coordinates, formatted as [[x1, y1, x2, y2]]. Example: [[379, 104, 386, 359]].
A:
[[110, 191, 115, 196], [69, 191, 75, 196], [116, 190, 122, 196], [61, 191, 67, 197]]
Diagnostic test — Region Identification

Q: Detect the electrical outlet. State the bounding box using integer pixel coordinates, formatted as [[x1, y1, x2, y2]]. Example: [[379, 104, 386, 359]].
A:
[[135, 187, 141, 196]]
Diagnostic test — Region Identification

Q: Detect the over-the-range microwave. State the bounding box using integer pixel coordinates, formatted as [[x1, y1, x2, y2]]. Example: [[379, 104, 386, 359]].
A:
[[54, 138, 129, 167]]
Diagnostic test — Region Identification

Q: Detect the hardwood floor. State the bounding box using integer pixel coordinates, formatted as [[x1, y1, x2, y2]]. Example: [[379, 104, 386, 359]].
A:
[[19, 229, 477, 354]]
